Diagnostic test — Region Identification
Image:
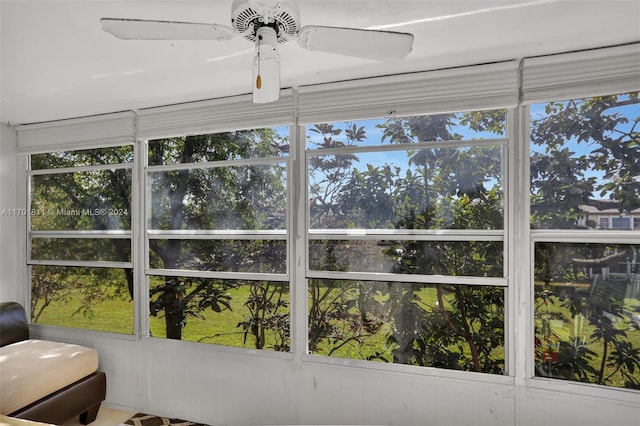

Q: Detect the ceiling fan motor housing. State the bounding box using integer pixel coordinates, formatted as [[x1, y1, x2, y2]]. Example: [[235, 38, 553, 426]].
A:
[[231, 0, 300, 43]]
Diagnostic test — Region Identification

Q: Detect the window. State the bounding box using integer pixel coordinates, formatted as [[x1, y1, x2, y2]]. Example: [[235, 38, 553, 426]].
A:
[[599, 217, 609, 230], [530, 92, 640, 390], [305, 111, 507, 374], [28, 146, 134, 333], [19, 46, 640, 392], [611, 217, 631, 230], [145, 128, 291, 350]]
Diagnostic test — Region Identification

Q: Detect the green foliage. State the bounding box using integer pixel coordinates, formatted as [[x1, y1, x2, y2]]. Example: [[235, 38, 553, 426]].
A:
[[149, 277, 235, 339], [308, 123, 363, 228], [535, 284, 640, 389], [238, 281, 290, 351], [407, 285, 504, 373], [31, 266, 132, 332]]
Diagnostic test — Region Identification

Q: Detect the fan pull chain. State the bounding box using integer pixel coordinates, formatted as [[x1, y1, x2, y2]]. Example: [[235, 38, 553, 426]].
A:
[[256, 54, 262, 89], [256, 36, 262, 89]]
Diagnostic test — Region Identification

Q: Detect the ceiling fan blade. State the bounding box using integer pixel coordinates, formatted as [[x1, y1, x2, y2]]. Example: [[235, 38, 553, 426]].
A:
[[100, 18, 236, 41], [297, 25, 413, 61]]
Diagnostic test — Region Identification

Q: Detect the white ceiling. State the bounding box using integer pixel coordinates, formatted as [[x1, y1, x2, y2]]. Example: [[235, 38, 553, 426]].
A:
[[1, 0, 639, 125]]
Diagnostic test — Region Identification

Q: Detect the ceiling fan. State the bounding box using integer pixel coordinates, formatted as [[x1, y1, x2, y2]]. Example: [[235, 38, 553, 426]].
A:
[[101, 0, 414, 104]]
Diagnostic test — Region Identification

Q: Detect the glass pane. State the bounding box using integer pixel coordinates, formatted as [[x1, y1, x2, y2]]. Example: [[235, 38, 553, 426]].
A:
[[31, 265, 133, 334], [309, 240, 503, 277], [30, 170, 132, 231], [148, 127, 289, 165], [149, 277, 289, 351], [309, 147, 503, 230], [530, 92, 640, 230], [306, 110, 506, 150], [611, 217, 631, 230], [149, 163, 286, 230], [32, 238, 131, 262], [149, 239, 286, 273], [308, 279, 504, 374], [31, 146, 133, 170], [534, 242, 640, 390]]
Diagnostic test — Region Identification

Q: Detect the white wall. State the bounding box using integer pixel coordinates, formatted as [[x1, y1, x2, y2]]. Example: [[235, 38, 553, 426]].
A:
[[297, 361, 515, 425], [0, 125, 22, 303], [22, 326, 640, 426], [517, 386, 639, 426]]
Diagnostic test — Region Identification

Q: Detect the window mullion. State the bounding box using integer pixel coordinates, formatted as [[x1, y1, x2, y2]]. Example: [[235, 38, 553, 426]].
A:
[[134, 138, 147, 340], [291, 120, 309, 360]]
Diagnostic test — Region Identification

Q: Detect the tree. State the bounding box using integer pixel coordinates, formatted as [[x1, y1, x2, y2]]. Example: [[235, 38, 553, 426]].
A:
[[307, 123, 386, 355], [147, 130, 288, 340], [30, 147, 134, 320], [372, 111, 506, 372]]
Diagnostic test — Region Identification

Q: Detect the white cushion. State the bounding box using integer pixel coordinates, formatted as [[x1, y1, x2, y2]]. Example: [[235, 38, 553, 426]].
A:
[[0, 339, 98, 415]]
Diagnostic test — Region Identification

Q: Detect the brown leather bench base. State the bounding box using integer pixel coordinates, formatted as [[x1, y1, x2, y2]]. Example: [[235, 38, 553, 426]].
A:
[[9, 371, 106, 425]]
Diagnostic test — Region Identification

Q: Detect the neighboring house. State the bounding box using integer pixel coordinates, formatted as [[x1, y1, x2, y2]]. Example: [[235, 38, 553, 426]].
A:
[[579, 200, 640, 230]]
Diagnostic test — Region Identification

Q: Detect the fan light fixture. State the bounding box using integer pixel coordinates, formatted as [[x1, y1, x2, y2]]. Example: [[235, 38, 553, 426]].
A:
[[252, 26, 280, 103]]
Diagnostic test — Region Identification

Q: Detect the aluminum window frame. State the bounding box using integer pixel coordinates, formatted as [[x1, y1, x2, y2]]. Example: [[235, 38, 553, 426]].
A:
[[141, 126, 294, 351], [525, 91, 640, 394], [25, 148, 136, 335], [302, 110, 512, 374]]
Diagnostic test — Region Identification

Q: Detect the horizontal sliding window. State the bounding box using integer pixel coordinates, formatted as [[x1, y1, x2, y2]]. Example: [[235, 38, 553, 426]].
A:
[[308, 279, 504, 374], [31, 238, 131, 263], [148, 128, 289, 163], [306, 109, 507, 373], [309, 147, 503, 231], [28, 146, 134, 334], [148, 163, 286, 231], [30, 169, 132, 231], [148, 276, 289, 351], [30, 264, 133, 334], [306, 111, 506, 150], [31, 146, 134, 170], [534, 242, 640, 389], [146, 127, 290, 349], [308, 239, 503, 277], [148, 239, 286, 273]]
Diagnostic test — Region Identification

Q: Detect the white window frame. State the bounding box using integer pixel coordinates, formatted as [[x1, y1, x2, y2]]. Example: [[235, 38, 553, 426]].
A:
[[25, 146, 137, 338], [520, 42, 640, 399], [13, 43, 640, 396]]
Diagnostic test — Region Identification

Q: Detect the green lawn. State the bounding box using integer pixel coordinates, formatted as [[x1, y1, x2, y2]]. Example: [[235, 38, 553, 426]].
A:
[[149, 284, 289, 350], [34, 279, 640, 388], [34, 294, 134, 334]]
